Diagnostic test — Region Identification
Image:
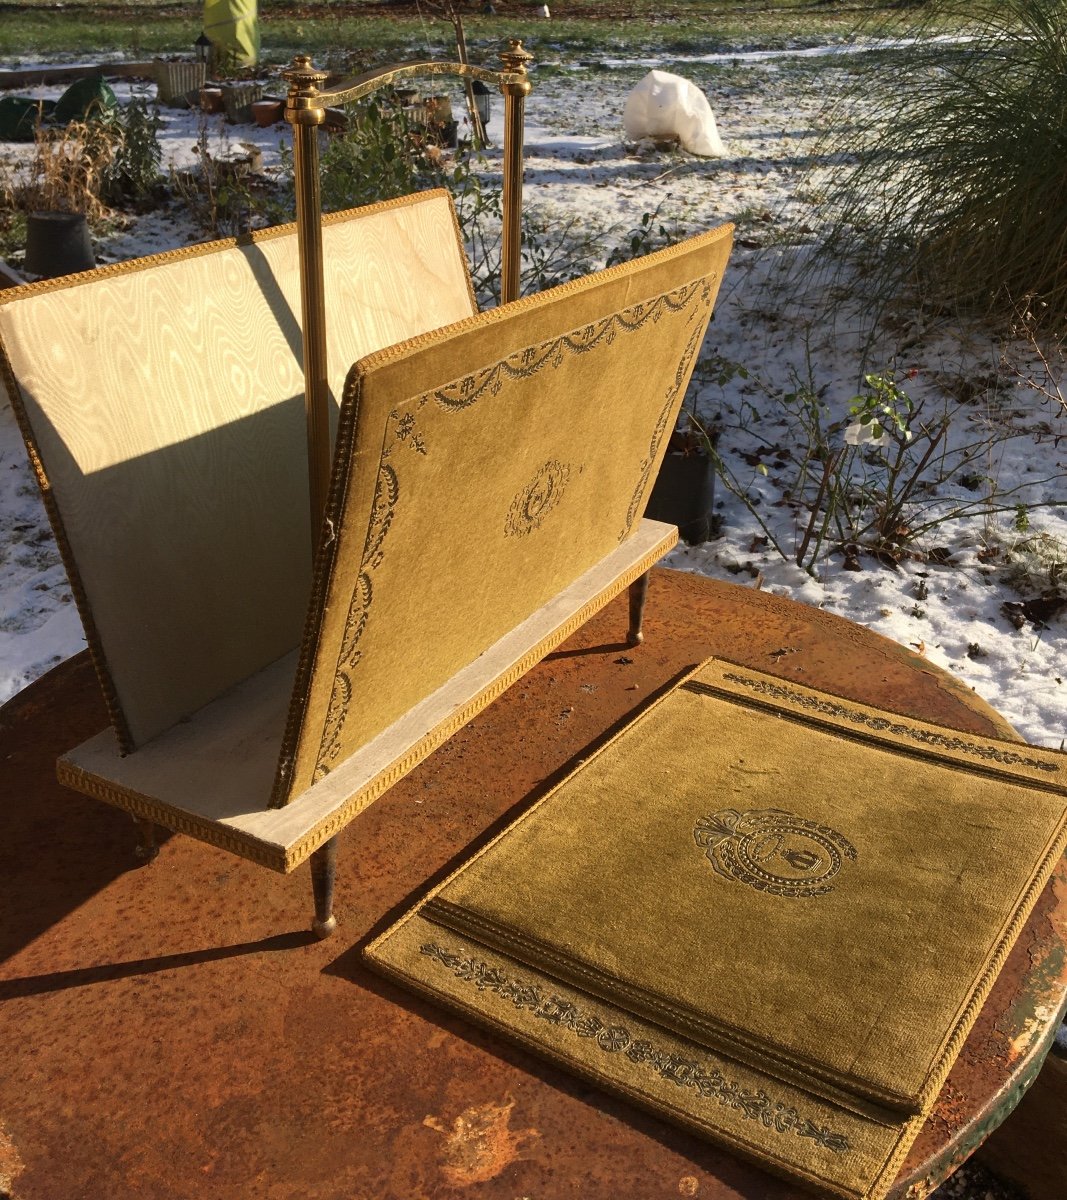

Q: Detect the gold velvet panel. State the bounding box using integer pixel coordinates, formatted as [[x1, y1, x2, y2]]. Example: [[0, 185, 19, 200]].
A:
[[367, 658, 1067, 1199], [0, 191, 475, 749], [275, 224, 734, 804]]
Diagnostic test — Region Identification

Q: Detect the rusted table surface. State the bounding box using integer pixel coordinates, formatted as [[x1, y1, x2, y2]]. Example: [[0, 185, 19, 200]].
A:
[[1, 568, 1064, 1200]]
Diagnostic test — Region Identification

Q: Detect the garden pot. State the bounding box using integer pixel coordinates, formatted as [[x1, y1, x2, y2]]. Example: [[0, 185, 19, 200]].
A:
[[154, 60, 207, 108], [24, 212, 95, 279], [200, 87, 224, 114], [250, 98, 284, 127], [644, 446, 716, 546], [220, 81, 264, 124]]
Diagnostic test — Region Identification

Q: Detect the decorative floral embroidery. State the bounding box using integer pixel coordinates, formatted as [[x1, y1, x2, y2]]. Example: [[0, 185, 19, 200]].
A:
[[505, 459, 571, 538], [701, 674, 1058, 774], [314, 464, 398, 781], [429, 283, 703, 413], [419, 941, 851, 1154]]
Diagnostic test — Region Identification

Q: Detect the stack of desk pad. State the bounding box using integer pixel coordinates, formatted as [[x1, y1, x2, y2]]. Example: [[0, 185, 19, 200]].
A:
[[367, 658, 1067, 1199]]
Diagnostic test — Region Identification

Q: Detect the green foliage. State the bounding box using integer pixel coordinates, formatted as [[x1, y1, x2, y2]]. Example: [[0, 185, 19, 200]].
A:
[[815, 0, 1067, 329], [712, 364, 1063, 572], [103, 96, 164, 205], [318, 98, 443, 213], [605, 207, 684, 268]]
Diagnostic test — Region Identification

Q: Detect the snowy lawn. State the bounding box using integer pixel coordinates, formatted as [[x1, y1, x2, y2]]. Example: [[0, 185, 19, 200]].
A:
[[1, 39, 1064, 754]]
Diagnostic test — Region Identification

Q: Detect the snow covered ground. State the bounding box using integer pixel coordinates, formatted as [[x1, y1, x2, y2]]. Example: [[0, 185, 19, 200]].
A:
[[1, 39, 1064, 757]]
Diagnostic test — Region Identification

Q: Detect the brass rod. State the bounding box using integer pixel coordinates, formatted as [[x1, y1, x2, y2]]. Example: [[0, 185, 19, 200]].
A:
[[319, 60, 516, 109], [284, 57, 331, 543], [499, 40, 532, 305]]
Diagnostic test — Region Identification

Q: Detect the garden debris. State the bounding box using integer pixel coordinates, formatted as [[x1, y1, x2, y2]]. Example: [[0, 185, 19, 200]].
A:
[[1002, 597, 1066, 630]]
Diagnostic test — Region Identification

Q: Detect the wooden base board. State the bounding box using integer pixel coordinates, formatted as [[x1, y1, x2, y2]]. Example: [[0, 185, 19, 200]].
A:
[[58, 520, 677, 873]]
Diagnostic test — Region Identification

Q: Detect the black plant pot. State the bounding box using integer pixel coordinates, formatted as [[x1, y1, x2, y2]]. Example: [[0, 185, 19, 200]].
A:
[[24, 211, 95, 279], [644, 448, 716, 546]]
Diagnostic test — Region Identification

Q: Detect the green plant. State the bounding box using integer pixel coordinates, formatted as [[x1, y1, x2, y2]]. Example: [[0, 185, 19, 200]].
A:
[[712, 364, 1065, 573], [605, 206, 684, 268], [813, 0, 1067, 330], [318, 96, 444, 213], [103, 96, 164, 206]]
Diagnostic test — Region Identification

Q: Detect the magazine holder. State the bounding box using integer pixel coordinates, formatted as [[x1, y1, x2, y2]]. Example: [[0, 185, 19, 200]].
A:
[[0, 45, 734, 936]]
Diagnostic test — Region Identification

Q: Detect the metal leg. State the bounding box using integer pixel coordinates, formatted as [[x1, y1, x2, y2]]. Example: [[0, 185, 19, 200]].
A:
[[627, 571, 650, 647], [132, 816, 159, 863], [310, 837, 338, 939]]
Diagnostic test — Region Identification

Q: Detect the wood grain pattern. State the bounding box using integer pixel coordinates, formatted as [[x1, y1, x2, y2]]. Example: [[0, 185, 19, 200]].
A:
[[0, 191, 475, 747]]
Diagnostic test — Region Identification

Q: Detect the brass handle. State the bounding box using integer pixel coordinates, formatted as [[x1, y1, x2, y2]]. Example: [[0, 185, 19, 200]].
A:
[[284, 41, 532, 545]]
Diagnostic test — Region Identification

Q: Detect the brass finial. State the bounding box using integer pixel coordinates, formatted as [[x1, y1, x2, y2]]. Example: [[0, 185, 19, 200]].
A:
[[500, 38, 533, 76], [284, 54, 328, 125]]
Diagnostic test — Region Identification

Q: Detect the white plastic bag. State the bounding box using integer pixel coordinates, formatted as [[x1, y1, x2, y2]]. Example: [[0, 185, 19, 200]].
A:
[[623, 70, 726, 157]]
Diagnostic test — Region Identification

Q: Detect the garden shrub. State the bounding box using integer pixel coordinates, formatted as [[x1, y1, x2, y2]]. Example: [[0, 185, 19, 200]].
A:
[[816, 0, 1067, 330]]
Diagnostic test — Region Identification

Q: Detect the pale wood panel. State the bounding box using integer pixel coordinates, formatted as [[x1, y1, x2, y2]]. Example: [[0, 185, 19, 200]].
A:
[[58, 521, 676, 869], [0, 191, 475, 748]]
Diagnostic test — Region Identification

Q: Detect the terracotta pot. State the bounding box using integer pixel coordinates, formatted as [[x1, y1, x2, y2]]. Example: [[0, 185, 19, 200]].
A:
[[200, 87, 224, 114], [250, 99, 284, 127]]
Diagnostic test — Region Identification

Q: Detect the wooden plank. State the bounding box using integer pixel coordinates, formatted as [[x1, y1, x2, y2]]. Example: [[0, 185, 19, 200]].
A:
[[58, 520, 676, 871], [0, 62, 158, 89]]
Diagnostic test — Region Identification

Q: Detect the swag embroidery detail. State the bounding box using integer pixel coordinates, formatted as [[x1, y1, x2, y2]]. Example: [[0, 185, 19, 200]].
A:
[[419, 941, 851, 1154]]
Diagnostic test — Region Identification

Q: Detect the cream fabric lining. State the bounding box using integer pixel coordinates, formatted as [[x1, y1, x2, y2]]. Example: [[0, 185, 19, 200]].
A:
[[0, 192, 476, 747]]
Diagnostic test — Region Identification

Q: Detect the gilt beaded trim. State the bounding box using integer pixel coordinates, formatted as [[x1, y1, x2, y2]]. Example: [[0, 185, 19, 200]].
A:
[[420, 941, 851, 1154], [699, 673, 1059, 774]]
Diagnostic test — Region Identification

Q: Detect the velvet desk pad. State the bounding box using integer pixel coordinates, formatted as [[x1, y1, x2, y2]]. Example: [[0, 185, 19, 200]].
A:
[[367, 658, 1067, 1200]]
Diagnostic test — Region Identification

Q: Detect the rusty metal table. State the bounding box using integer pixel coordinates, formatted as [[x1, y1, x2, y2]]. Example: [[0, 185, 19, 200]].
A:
[[1, 569, 1064, 1200]]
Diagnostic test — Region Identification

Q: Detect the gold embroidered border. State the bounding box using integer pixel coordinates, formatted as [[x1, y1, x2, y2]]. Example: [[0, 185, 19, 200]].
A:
[[57, 759, 288, 871], [427, 280, 704, 411], [696, 674, 1059, 774], [419, 940, 851, 1154]]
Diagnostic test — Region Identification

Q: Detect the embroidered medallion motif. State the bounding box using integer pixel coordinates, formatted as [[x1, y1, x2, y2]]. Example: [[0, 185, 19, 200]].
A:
[[419, 942, 850, 1153], [505, 459, 571, 538], [694, 808, 857, 898]]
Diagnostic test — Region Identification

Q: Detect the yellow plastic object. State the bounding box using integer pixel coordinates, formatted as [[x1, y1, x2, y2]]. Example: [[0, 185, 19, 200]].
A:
[[204, 0, 259, 68]]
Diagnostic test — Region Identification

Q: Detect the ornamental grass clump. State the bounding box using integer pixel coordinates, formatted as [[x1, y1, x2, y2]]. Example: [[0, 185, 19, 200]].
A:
[[817, 0, 1067, 330]]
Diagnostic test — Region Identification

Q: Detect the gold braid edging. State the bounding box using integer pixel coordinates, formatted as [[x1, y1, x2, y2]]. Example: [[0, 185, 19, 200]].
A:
[[57, 761, 287, 871]]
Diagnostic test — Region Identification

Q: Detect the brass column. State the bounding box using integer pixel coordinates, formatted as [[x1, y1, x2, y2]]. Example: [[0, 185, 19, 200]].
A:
[[284, 56, 331, 540], [499, 40, 532, 305]]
